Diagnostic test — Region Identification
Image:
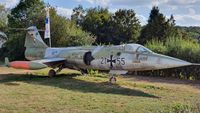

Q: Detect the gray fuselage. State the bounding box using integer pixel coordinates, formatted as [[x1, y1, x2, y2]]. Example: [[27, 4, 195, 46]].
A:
[[25, 44, 191, 71]]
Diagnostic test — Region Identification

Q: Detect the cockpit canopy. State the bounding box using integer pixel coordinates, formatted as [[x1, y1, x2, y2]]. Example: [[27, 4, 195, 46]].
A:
[[124, 44, 153, 54]]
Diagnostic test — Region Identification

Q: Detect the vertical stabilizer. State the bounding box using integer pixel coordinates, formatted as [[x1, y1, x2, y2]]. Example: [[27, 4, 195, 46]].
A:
[[25, 26, 48, 48]]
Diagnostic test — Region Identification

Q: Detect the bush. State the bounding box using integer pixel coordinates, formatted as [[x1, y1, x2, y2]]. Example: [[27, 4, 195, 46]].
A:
[[145, 36, 200, 63], [143, 37, 200, 80], [145, 39, 167, 54], [165, 37, 200, 63]]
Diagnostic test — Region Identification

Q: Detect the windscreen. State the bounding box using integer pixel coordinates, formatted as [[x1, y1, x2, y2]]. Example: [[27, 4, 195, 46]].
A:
[[136, 46, 152, 54]]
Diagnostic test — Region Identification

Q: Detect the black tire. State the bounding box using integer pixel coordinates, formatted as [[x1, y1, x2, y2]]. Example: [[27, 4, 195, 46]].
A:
[[48, 69, 56, 77], [81, 69, 88, 75]]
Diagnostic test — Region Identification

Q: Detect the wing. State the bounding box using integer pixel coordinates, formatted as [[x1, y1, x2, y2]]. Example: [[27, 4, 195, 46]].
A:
[[32, 58, 66, 68]]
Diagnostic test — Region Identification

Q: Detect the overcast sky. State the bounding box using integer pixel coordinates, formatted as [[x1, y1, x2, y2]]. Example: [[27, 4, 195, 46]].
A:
[[1, 0, 200, 26]]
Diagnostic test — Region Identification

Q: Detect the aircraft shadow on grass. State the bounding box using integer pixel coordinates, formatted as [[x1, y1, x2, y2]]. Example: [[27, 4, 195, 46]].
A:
[[0, 73, 159, 98]]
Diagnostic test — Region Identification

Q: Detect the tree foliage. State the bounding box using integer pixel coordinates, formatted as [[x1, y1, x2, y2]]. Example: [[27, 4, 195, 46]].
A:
[[109, 9, 141, 44], [71, 5, 85, 26], [139, 6, 179, 44], [177, 26, 200, 41], [0, 5, 8, 31], [72, 6, 141, 45], [8, 0, 45, 28], [80, 7, 111, 44], [50, 7, 95, 47], [0, 4, 8, 46]]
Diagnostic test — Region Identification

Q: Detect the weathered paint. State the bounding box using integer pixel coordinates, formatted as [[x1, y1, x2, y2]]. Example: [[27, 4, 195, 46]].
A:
[[9, 61, 47, 70], [21, 26, 194, 73], [25, 43, 192, 71], [9, 61, 30, 69]]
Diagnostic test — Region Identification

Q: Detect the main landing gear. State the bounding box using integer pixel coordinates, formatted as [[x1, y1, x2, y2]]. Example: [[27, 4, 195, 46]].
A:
[[80, 69, 88, 75], [48, 69, 56, 77], [48, 65, 63, 77]]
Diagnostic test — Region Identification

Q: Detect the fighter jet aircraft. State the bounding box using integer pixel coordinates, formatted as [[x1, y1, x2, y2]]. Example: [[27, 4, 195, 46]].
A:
[[5, 26, 195, 82]]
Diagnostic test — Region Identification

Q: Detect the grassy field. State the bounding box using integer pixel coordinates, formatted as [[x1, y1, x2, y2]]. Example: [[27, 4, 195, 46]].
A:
[[0, 68, 200, 113]]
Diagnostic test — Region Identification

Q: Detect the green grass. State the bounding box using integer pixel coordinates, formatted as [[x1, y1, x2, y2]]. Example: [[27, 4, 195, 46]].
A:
[[1, 68, 200, 113]]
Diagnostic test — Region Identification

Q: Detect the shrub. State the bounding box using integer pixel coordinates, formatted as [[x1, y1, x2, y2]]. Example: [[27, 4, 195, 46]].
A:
[[145, 37, 200, 63], [145, 39, 167, 54], [165, 37, 200, 63]]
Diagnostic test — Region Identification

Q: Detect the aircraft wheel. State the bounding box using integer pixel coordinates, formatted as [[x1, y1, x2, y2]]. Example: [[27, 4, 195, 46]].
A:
[[109, 76, 117, 83], [48, 69, 56, 77], [81, 69, 88, 75]]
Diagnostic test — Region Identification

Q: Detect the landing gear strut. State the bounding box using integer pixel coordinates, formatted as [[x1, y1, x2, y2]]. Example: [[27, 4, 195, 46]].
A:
[[56, 65, 63, 73], [48, 65, 63, 77]]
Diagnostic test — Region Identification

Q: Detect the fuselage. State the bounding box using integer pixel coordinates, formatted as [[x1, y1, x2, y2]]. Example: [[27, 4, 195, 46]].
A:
[[25, 43, 192, 71]]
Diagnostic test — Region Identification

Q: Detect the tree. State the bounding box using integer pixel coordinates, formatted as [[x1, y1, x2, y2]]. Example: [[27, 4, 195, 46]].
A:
[[8, 0, 45, 28], [50, 7, 95, 47], [78, 6, 141, 45], [81, 6, 111, 44], [71, 5, 85, 26], [109, 9, 141, 44], [139, 6, 178, 44], [0, 5, 8, 47], [0, 5, 8, 31]]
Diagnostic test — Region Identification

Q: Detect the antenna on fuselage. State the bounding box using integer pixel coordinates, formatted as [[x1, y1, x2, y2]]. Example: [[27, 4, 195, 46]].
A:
[[44, 5, 51, 47]]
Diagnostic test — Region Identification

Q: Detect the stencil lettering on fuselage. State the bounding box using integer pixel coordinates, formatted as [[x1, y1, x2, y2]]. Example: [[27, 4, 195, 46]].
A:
[[101, 55, 125, 69]]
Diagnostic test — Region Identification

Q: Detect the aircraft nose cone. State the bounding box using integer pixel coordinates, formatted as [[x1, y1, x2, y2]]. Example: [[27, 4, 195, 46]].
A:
[[168, 59, 191, 66], [156, 54, 192, 68]]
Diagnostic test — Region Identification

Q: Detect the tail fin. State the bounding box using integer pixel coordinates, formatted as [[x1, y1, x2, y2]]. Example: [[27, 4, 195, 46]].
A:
[[25, 26, 48, 48], [5, 57, 9, 67]]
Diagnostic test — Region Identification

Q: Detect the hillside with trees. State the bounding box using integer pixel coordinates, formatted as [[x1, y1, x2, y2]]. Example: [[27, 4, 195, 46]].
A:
[[177, 26, 200, 40]]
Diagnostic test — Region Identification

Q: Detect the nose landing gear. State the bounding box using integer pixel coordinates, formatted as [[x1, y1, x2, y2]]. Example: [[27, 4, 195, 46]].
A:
[[109, 75, 117, 83]]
